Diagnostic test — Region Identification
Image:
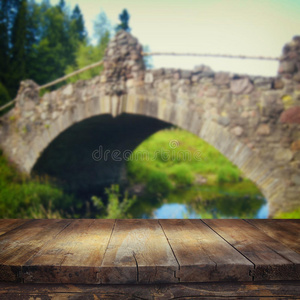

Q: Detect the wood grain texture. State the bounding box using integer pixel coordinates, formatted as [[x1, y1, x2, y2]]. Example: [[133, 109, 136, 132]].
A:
[[247, 220, 300, 254], [98, 219, 179, 284], [0, 219, 299, 286], [0, 219, 29, 236], [204, 219, 300, 281], [0, 281, 299, 299], [22, 219, 115, 284], [159, 219, 254, 282], [0, 219, 70, 282]]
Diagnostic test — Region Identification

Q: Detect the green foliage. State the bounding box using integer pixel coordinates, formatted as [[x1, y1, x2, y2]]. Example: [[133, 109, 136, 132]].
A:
[[146, 170, 173, 196], [91, 184, 136, 219], [0, 0, 88, 98], [127, 128, 260, 194], [169, 164, 194, 186], [65, 32, 109, 83], [217, 166, 240, 184], [0, 149, 74, 218], [0, 82, 10, 108], [94, 10, 112, 44], [71, 5, 86, 42], [116, 9, 130, 32], [275, 207, 300, 219]]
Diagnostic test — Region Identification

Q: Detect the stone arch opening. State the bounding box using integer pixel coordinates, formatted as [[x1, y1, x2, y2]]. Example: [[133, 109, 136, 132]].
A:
[[31, 109, 271, 217], [32, 113, 172, 197]]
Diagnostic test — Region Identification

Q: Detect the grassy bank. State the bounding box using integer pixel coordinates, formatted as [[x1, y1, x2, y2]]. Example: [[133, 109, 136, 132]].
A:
[[0, 150, 135, 219], [0, 149, 72, 218], [127, 128, 262, 196]]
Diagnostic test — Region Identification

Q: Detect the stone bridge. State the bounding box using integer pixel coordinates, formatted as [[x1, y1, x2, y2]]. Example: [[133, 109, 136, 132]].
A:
[[0, 31, 300, 216]]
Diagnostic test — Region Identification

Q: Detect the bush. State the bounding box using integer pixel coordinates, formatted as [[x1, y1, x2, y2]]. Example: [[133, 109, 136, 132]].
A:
[[91, 184, 136, 219], [0, 149, 75, 218], [146, 170, 173, 196], [169, 164, 194, 187], [217, 166, 240, 184]]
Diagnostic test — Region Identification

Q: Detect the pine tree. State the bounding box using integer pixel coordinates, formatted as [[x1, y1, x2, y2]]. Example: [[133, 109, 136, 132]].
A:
[[0, 0, 20, 98], [116, 9, 130, 32], [9, 0, 27, 96], [57, 0, 66, 13], [71, 5, 86, 42], [0, 0, 10, 96]]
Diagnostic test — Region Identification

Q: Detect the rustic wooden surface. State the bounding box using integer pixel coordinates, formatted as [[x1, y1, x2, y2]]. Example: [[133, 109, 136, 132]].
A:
[[159, 219, 253, 282], [0, 219, 299, 285], [204, 219, 300, 281], [98, 219, 179, 284], [246, 219, 300, 254], [0, 281, 300, 299]]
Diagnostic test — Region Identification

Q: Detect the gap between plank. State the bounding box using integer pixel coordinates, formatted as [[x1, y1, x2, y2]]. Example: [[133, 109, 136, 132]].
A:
[[158, 220, 181, 282], [132, 251, 139, 283], [98, 219, 117, 284], [201, 220, 256, 281]]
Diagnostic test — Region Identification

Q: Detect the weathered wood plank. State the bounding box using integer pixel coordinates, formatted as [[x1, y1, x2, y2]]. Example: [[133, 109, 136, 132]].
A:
[[159, 219, 253, 282], [247, 220, 300, 254], [0, 281, 299, 299], [204, 219, 300, 281], [22, 219, 115, 284], [98, 219, 179, 284], [0, 219, 29, 236], [0, 219, 71, 282]]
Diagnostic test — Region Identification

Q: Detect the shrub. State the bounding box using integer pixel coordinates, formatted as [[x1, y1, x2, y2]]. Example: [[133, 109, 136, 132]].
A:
[[146, 170, 173, 196], [91, 184, 136, 219], [217, 166, 240, 184], [169, 164, 194, 187]]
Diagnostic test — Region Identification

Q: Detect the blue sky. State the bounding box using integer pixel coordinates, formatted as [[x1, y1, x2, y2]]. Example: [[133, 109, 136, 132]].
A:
[[46, 0, 300, 76]]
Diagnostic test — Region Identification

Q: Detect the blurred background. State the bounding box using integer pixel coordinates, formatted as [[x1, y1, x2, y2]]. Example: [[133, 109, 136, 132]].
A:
[[0, 0, 299, 219]]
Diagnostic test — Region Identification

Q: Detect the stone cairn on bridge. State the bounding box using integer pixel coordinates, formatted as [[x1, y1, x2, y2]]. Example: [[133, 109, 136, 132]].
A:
[[102, 31, 145, 96], [0, 31, 300, 217], [278, 36, 300, 82]]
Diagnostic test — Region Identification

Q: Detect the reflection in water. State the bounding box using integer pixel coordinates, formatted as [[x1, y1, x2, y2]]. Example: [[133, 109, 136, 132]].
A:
[[129, 186, 268, 219], [152, 202, 268, 219]]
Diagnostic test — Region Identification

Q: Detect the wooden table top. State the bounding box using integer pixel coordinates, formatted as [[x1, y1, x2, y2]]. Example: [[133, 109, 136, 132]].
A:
[[0, 219, 299, 285]]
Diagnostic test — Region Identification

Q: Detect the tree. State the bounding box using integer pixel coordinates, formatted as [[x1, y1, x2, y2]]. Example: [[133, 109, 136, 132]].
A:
[[94, 10, 112, 44], [9, 0, 27, 95], [65, 31, 110, 83], [71, 5, 86, 42], [57, 0, 66, 13], [0, 82, 10, 108], [29, 3, 80, 85], [0, 1, 9, 92], [0, 0, 20, 99], [116, 9, 130, 32]]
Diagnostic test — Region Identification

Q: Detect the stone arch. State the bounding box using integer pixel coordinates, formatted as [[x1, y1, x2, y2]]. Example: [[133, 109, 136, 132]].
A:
[[15, 92, 282, 216]]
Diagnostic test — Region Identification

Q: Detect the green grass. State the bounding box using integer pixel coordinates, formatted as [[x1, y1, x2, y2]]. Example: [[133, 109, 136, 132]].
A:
[[127, 128, 261, 195], [0, 149, 136, 219], [0, 149, 75, 218], [275, 208, 300, 219]]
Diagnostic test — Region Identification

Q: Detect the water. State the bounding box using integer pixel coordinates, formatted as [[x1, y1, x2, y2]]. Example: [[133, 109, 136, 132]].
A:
[[151, 202, 268, 219], [129, 185, 268, 219]]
